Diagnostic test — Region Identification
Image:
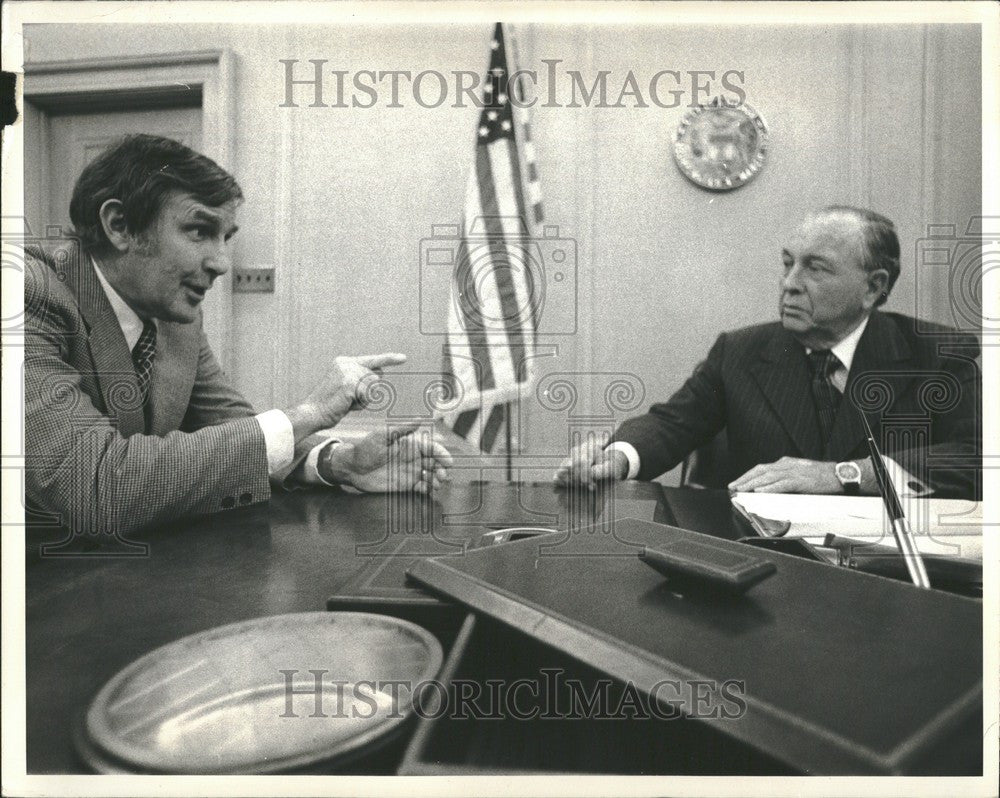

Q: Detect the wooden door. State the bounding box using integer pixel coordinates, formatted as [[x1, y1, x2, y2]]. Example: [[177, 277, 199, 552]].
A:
[[39, 106, 203, 234]]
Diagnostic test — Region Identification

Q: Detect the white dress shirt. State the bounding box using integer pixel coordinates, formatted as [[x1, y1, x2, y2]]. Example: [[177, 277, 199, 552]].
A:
[[608, 315, 927, 495], [809, 314, 869, 393], [92, 260, 335, 484]]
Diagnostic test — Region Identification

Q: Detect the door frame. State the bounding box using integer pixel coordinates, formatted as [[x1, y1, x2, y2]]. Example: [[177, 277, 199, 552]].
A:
[[24, 50, 237, 370]]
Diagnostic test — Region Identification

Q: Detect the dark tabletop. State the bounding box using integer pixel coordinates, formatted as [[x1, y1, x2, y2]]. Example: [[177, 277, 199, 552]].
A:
[[26, 481, 736, 773]]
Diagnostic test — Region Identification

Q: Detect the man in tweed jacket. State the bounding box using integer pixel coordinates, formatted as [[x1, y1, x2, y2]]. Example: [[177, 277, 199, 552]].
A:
[[24, 135, 451, 541], [555, 206, 980, 500]]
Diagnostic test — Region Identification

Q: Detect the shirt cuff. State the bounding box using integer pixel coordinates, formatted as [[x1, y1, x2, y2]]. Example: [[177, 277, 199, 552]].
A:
[[606, 442, 641, 480], [303, 439, 341, 486], [881, 456, 933, 497], [255, 409, 294, 476]]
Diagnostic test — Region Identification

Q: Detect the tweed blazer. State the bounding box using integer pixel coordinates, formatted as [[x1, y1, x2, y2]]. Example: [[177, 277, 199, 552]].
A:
[[611, 311, 981, 499], [24, 242, 311, 537]]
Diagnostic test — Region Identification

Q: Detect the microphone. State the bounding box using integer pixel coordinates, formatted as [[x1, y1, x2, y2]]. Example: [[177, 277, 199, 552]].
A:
[[859, 411, 931, 589]]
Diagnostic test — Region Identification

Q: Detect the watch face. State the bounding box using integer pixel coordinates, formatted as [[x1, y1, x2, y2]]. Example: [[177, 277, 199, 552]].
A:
[[836, 462, 861, 482]]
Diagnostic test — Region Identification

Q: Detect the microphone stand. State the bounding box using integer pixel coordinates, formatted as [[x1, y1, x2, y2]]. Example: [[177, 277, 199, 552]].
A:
[[859, 411, 931, 589]]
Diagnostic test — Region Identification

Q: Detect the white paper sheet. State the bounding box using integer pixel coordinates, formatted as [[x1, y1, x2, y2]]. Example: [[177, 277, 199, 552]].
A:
[[731, 493, 984, 560]]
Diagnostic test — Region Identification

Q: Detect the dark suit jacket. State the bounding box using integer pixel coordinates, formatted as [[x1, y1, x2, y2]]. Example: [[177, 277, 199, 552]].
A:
[[24, 242, 314, 537], [611, 311, 981, 499]]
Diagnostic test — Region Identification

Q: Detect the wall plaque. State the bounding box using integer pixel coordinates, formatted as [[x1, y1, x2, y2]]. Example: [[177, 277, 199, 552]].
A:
[[673, 98, 769, 191]]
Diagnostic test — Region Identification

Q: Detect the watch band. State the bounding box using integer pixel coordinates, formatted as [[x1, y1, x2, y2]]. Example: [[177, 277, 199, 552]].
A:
[[836, 461, 862, 495]]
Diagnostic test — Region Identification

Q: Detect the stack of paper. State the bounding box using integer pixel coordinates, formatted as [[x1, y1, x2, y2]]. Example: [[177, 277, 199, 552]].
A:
[[731, 493, 984, 561]]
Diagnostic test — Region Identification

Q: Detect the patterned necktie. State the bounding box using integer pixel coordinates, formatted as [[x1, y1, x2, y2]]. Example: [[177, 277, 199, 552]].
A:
[[807, 349, 841, 451], [131, 320, 157, 402]]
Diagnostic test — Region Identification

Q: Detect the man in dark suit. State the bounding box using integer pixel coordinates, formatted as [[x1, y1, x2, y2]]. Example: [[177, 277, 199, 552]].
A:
[[24, 134, 452, 539], [554, 206, 980, 500]]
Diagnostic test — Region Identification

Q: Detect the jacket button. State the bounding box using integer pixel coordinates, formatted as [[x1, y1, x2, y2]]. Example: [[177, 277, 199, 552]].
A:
[[239, 492, 253, 505], [221, 496, 235, 509]]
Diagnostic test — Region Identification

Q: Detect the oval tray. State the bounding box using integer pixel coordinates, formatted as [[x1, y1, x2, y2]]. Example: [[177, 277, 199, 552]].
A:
[[84, 611, 442, 773]]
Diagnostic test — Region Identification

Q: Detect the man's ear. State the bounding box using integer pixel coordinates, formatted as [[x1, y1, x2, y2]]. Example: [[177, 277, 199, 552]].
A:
[[863, 268, 890, 309], [97, 199, 131, 252]]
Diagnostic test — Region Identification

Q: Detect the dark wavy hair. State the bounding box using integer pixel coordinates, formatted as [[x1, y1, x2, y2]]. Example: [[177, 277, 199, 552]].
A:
[[819, 205, 901, 307], [69, 134, 243, 251]]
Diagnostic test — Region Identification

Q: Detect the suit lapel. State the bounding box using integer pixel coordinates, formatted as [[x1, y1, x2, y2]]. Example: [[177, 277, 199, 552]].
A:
[[827, 311, 914, 460], [749, 327, 822, 458], [148, 321, 199, 436], [69, 258, 146, 437]]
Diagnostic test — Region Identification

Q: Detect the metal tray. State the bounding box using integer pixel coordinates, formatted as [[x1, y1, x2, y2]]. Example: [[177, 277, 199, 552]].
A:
[[84, 611, 442, 773]]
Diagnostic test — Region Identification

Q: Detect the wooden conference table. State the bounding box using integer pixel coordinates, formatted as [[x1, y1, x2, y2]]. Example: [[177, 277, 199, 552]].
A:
[[23, 481, 982, 775]]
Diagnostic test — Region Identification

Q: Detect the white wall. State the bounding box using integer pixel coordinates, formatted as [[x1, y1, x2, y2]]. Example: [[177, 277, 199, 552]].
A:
[[23, 23, 982, 475]]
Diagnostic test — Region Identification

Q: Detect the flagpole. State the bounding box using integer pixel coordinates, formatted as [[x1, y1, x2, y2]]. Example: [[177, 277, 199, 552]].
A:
[[506, 20, 526, 484], [503, 19, 515, 484], [505, 406, 513, 481]]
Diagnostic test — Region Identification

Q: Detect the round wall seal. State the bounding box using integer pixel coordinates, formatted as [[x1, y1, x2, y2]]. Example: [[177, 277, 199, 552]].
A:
[[673, 98, 769, 191]]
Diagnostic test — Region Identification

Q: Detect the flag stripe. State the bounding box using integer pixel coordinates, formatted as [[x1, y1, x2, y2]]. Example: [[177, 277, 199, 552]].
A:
[[485, 145, 531, 380], [454, 232, 496, 392], [500, 137, 541, 341], [451, 408, 479, 439], [480, 403, 507, 453], [505, 138, 529, 227], [527, 181, 542, 206], [473, 147, 519, 389], [501, 141, 537, 371]]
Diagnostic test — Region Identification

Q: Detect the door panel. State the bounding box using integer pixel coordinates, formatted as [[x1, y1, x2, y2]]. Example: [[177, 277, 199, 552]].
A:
[[40, 106, 202, 233]]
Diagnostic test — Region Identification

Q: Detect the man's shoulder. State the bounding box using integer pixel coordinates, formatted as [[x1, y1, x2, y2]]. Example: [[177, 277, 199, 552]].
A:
[[685, 321, 786, 373], [714, 314, 978, 358], [877, 311, 980, 357], [24, 242, 87, 318], [716, 320, 785, 354]]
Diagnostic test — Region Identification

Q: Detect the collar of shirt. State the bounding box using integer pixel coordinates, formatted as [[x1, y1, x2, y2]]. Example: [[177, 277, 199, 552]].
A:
[[91, 256, 149, 351], [806, 314, 870, 392]]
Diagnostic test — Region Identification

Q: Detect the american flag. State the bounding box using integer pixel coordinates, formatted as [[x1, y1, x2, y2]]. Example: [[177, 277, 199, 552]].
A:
[[440, 22, 544, 454]]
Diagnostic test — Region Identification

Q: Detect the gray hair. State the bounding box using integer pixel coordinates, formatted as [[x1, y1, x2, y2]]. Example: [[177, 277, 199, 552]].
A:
[[818, 205, 900, 307]]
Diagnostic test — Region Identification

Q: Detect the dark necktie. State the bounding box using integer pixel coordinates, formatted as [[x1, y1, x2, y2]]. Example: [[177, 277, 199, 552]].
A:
[[131, 320, 157, 403], [807, 350, 841, 451]]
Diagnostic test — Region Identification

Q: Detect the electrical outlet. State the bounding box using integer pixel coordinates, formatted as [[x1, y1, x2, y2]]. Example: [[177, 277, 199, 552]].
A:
[[233, 267, 275, 293]]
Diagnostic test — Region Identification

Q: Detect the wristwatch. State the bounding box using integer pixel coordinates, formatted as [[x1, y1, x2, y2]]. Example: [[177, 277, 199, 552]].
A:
[[835, 461, 862, 495]]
